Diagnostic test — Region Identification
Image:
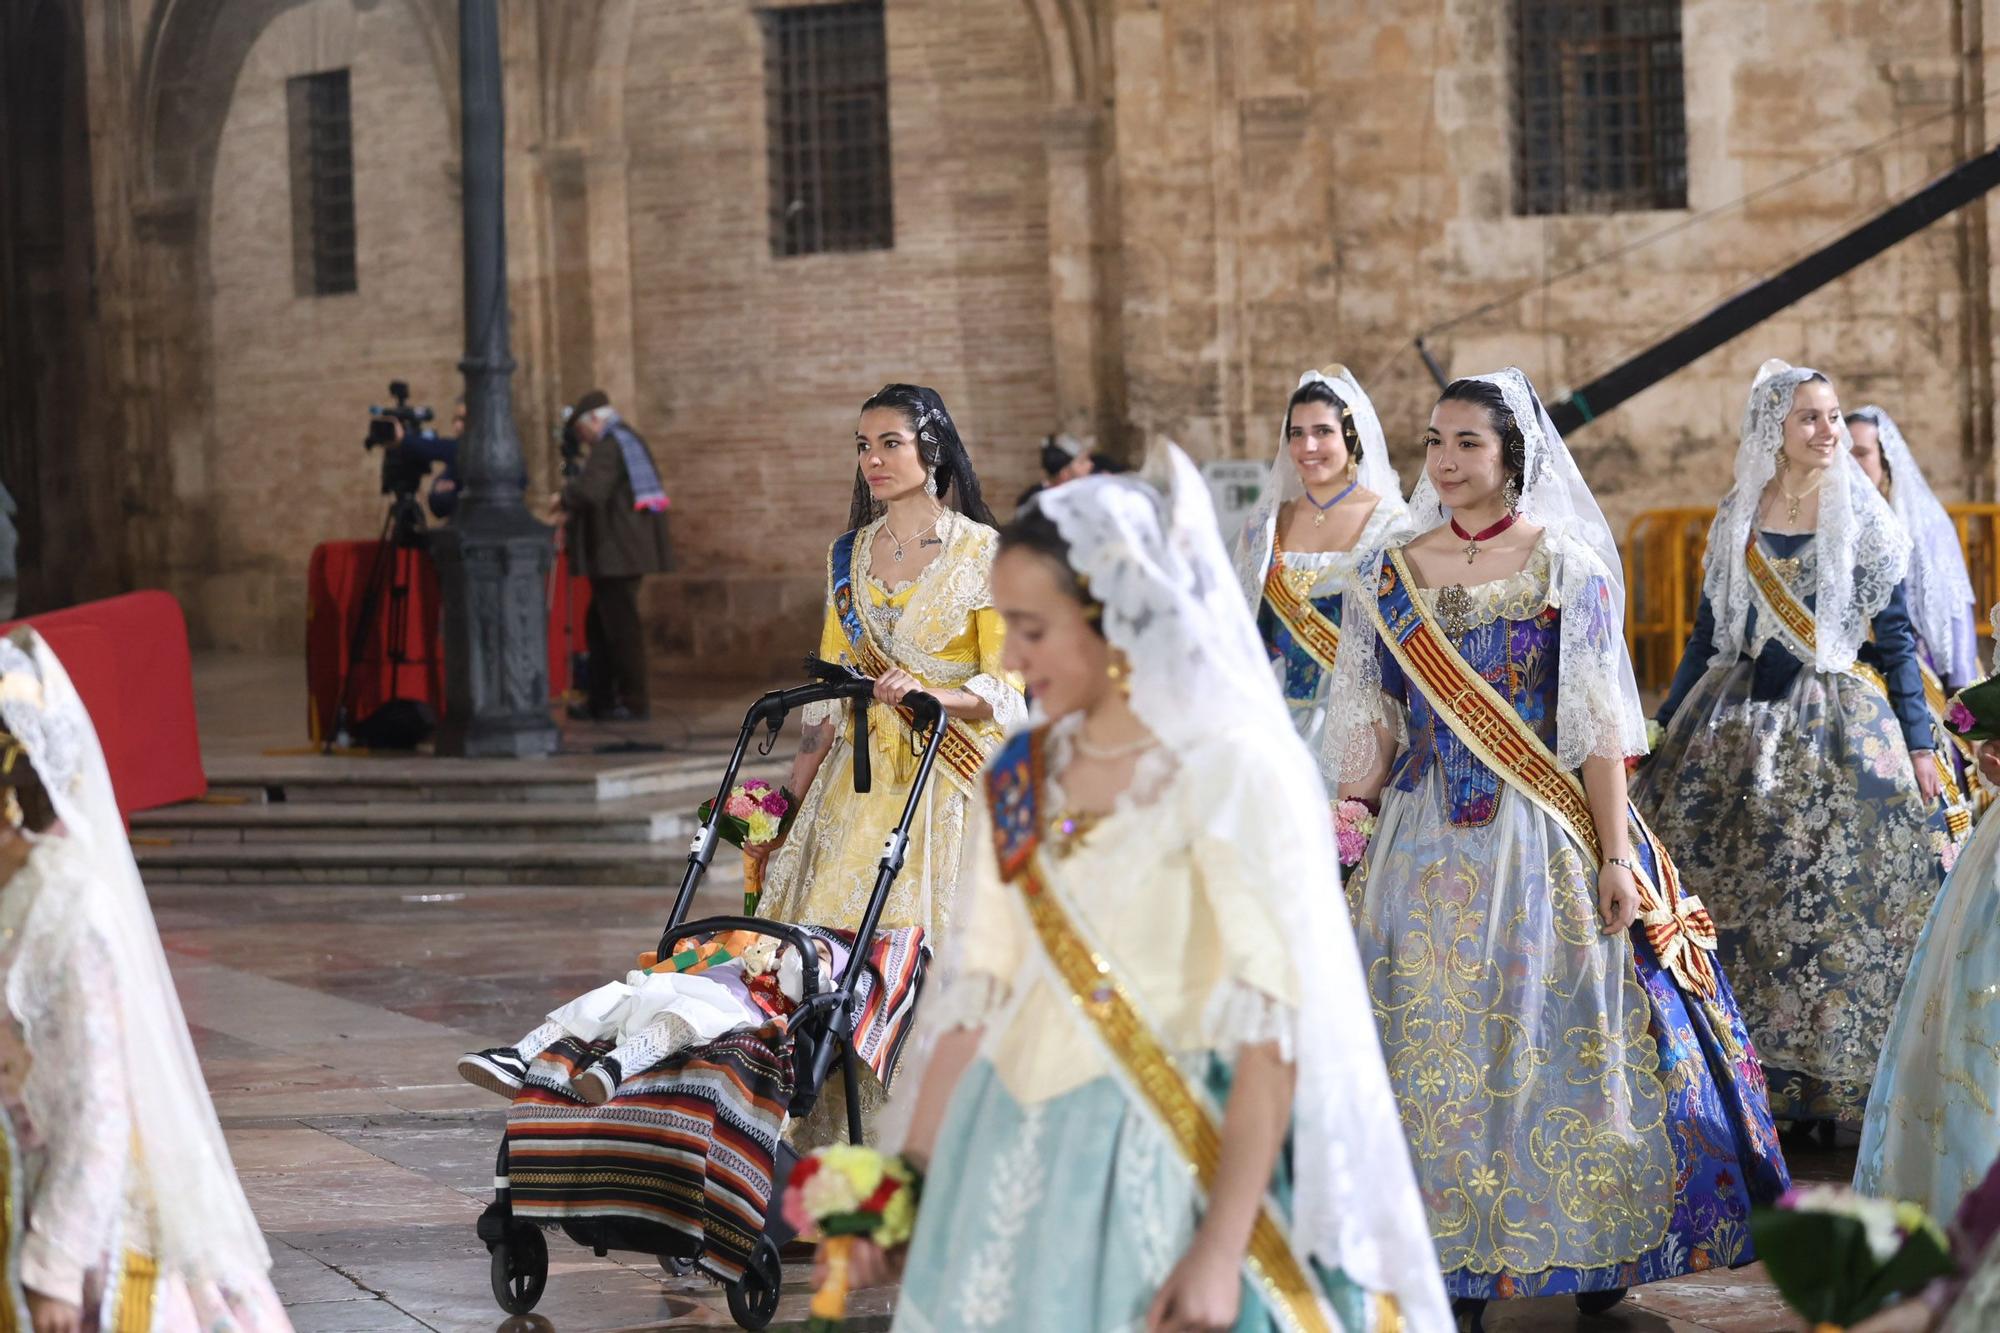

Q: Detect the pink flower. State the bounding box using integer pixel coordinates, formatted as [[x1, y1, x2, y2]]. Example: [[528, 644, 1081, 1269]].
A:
[[1336, 825, 1369, 864], [760, 791, 789, 816], [1948, 699, 1978, 736], [743, 779, 772, 795], [724, 793, 757, 819]]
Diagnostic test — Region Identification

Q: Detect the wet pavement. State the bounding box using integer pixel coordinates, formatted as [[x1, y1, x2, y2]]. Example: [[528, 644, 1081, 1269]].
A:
[[165, 657, 1838, 1332]]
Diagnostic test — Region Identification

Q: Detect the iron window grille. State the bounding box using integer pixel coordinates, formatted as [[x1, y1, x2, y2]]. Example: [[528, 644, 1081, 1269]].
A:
[[286, 69, 358, 296], [761, 2, 894, 257], [1513, 0, 1687, 215]]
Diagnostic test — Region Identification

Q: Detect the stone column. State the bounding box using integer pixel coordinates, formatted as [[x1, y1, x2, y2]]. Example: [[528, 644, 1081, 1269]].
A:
[[431, 0, 559, 758], [1045, 103, 1126, 455]]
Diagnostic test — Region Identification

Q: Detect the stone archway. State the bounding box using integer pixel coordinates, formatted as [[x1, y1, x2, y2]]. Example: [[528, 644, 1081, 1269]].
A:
[[0, 0, 109, 613]]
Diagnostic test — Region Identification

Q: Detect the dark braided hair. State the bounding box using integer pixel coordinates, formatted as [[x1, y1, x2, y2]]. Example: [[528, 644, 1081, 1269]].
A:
[[995, 503, 1104, 634], [1436, 378, 1527, 485], [848, 384, 999, 530], [1286, 379, 1364, 466]]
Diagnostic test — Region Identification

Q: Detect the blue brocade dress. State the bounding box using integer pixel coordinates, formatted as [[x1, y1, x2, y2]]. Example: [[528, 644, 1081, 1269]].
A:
[[1634, 531, 1955, 1124], [1353, 545, 1788, 1301]]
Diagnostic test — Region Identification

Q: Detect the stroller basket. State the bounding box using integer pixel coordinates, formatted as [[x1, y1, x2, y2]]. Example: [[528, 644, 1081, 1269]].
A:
[[477, 659, 949, 1329]]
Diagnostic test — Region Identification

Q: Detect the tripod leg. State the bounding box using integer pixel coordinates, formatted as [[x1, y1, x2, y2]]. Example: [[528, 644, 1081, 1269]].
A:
[[326, 506, 403, 752]]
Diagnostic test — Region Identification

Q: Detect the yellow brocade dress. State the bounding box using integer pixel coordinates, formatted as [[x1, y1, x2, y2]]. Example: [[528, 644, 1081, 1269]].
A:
[[760, 507, 1021, 969]]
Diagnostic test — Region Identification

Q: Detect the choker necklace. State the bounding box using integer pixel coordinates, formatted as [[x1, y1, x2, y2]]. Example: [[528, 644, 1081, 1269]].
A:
[[883, 507, 944, 563], [1778, 467, 1826, 526], [1305, 479, 1359, 528], [1449, 511, 1518, 564]]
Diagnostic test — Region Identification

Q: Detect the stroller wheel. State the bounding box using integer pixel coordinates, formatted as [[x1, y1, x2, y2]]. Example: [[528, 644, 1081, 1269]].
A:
[[490, 1221, 548, 1315], [659, 1253, 699, 1278], [724, 1234, 784, 1330]]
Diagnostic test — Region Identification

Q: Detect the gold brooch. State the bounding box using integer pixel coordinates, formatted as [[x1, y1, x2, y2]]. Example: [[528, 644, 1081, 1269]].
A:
[[1436, 585, 1474, 640], [1769, 556, 1803, 586]]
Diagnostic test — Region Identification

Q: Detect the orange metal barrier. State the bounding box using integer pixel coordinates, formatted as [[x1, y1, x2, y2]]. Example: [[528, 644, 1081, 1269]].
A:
[[1622, 503, 2000, 695]]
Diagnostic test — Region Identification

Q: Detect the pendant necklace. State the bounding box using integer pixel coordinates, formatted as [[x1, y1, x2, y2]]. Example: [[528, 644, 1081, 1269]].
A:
[[1449, 511, 1519, 564], [1777, 468, 1825, 526], [1305, 479, 1359, 529], [883, 508, 944, 563]]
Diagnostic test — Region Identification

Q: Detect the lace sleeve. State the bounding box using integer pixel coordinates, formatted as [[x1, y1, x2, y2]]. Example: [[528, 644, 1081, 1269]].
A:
[[1199, 980, 1296, 1062], [965, 607, 1026, 730], [1320, 556, 1401, 783], [1552, 536, 1650, 767], [18, 903, 130, 1304]]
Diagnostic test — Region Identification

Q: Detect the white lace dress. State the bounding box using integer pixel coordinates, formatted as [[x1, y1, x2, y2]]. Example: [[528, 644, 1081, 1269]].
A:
[[0, 837, 289, 1330]]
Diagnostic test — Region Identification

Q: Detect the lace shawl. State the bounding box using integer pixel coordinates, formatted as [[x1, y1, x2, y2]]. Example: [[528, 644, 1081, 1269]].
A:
[[1702, 364, 1910, 673], [1852, 405, 1979, 684]]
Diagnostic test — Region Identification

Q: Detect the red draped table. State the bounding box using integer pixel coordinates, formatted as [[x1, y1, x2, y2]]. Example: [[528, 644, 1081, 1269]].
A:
[[0, 591, 206, 817], [307, 540, 590, 742]]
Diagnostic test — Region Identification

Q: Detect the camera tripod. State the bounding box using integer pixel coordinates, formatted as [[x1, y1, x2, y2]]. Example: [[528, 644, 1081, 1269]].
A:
[[324, 491, 432, 753]]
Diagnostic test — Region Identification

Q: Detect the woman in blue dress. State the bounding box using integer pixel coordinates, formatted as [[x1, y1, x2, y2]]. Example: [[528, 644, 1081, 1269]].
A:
[[1323, 368, 1788, 1331], [1234, 366, 1409, 772], [852, 448, 1453, 1333], [1856, 616, 2000, 1219], [1634, 361, 1961, 1133]]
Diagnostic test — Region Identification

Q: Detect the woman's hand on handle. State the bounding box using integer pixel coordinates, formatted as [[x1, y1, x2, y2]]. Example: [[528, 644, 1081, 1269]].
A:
[[873, 668, 923, 706]]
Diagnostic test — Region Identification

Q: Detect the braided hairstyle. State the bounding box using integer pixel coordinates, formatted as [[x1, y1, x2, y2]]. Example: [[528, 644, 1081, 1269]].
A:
[[848, 384, 999, 530], [1286, 379, 1364, 467], [1436, 378, 1527, 486]]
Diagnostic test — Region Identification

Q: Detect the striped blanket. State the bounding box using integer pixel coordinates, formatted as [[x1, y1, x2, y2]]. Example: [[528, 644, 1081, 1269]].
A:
[[501, 926, 930, 1281]]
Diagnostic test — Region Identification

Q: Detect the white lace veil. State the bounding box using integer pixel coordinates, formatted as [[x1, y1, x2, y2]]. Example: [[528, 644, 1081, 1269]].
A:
[[1232, 366, 1410, 604], [1033, 447, 1451, 1333], [0, 630, 274, 1293], [1850, 404, 1978, 683], [1321, 367, 1650, 780], [1701, 361, 1911, 672]]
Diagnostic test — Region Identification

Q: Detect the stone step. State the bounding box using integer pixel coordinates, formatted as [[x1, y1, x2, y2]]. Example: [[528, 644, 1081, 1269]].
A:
[[202, 751, 731, 806], [132, 839, 738, 888], [130, 798, 693, 846]]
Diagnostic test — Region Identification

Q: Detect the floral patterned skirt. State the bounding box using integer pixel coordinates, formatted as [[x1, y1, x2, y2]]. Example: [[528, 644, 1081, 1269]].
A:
[[892, 1060, 1374, 1333], [1856, 799, 2000, 1217], [1634, 663, 1951, 1123], [1354, 770, 1787, 1299]]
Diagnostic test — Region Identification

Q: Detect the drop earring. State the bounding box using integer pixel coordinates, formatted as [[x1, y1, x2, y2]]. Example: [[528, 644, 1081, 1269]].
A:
[[1106, 652, 1132, 699], [1502, 475, 1522, 512]]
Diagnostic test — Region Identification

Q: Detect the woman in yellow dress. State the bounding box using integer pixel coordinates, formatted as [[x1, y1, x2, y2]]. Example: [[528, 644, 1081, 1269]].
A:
[[758, 381, 1022, 977]]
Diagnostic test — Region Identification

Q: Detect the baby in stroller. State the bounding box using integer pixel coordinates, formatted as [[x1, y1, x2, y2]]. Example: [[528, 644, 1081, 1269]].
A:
[[459, 929, 848, 1104]]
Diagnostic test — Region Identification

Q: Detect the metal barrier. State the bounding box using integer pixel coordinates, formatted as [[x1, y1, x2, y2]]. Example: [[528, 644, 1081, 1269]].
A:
[[1621, 503, 2000, 695]]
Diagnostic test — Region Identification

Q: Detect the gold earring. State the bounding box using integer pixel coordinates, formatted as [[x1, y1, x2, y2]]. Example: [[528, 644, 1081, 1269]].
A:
[[1106, 652, 1132, 698], [4, 791, 23, 831], [1346, 458, 1359, 483]]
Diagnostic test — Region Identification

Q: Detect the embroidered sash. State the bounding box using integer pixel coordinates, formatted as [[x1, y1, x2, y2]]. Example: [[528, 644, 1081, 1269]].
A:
[[983, 732, 1390, 1333], [0, 1104, 20, 1333], [1744, 540, 1972, 838], [829, 529, 988, 797], [1260, 540, 1342, 676], [1367, 549, 1721, 999]]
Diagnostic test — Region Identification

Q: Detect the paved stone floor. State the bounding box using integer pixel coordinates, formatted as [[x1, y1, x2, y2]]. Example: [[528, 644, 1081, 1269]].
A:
[[166, 657, 1842, 1332]]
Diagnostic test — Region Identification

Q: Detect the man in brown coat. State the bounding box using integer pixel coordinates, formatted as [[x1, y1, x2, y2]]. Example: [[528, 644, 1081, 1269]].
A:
[[551, 390, 671, 720]]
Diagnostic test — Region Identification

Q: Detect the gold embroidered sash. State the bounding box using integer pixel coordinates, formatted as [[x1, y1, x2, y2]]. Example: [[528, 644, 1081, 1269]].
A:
[[828, 547, 991, 799], [1261, 541, 1342, 675], [1744, 541, 1971, 838], [989, 734, 1369, 1333], [1369, 550, 1720, 998]]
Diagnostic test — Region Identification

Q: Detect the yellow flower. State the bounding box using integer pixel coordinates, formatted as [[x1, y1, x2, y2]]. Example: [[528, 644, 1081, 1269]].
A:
[[819, 1144, 886, 1200], [1577, 1034, 1608, 1071], [1416, 1065, 1446, 1097], [874, 1183, 916, 1246], [1467, 1165, 1501, 1197]]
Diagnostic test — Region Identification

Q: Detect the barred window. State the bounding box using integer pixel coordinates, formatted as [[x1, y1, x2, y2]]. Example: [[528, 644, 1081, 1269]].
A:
[[1514, 0, 1687, 215], [286, 69, 357, 296], [761, 2, 893, 258]]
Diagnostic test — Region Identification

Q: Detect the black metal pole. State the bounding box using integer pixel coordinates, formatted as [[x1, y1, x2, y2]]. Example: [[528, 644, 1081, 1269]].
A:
[[1545, 142, 2000, 437], [430, 0, 558, 757]]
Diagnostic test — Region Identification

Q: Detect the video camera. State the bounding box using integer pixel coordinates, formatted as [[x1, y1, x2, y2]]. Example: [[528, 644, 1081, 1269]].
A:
[[365, 380, 438, 499]]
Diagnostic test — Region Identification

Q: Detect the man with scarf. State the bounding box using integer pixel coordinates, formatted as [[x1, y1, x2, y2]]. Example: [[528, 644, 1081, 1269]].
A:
[[552, 389, 672, 721]]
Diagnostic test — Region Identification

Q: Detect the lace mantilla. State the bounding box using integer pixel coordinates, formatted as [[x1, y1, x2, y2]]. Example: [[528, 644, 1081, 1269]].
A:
[[1703, 362, 1910, 674], [1855, 405, 1979, 684]]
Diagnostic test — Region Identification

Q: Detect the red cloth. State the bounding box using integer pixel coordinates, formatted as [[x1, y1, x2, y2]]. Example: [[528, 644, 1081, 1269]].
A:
[[0, 591, 207, 816], [307, 541, 590, 741]]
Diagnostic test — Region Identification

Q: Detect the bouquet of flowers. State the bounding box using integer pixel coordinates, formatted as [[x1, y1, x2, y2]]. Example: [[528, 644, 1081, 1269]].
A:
[[1750, 1185, 1952, 1330], [1334, 798, 1377, 872], [1945, 675, 2000, 743], [695, 779, 798, 913], [780, 1144, 921, 1332]]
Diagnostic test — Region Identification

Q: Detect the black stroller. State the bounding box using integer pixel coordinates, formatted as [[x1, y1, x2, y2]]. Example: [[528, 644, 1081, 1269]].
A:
[[475, 657, 949, 1328]]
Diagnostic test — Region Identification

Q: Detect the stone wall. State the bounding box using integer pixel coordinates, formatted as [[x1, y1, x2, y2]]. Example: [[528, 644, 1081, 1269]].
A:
[[21, 0, 2000, 675]]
